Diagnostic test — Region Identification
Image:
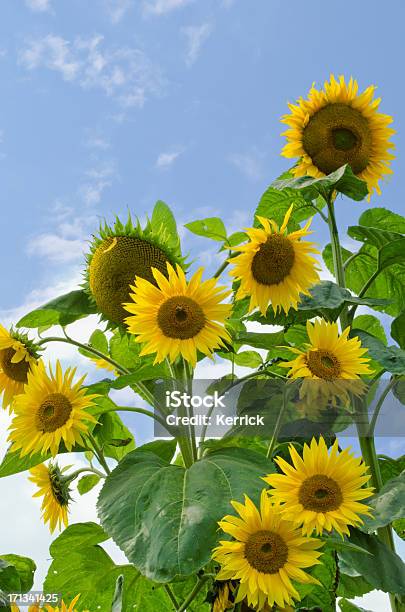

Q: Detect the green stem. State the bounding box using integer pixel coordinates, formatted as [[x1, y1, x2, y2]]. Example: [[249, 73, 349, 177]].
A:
[[368, 377, 396, 437], [348, 268, 380, 323], [326, 191, 400, 612], [164, 584, 179, 610], [182, 359, 198, 463], [67, 466, 106, 481], [177, 575, 210, 612], [101, 406, 171, 432], [87, 432, 111, 475], [266, 384, 288, 459]]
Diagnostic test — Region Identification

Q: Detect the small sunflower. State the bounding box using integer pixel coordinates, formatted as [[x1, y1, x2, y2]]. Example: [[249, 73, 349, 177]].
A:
[[45, 595, 85, 612], [124, 263, 232, 367], [89, 355, 117, 375], [8, 361, 98, 457], [280, 318, 372, 406], [229, 206, 320, 315], [29, 462, 72, 533], [212, 581, 234, 612], [212, 490, 323, 610], [281, 74, 395, 196], [264, 437, 373, 537], [85, 214, 185, 326], [0, 324, 38, 410]]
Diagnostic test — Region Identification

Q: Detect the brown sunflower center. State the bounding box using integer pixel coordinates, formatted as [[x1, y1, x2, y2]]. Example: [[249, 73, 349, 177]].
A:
[[0, 348, 30, 383], [89, 236, 170, 325], [306, 349, 341, 380], [244, 530, 288, 574], [251, 234, 295, 286], [302, 103, 372, 175], [157, 296, 206, 339], [35, 393, 72, 433], [299, 474, 343, 512]]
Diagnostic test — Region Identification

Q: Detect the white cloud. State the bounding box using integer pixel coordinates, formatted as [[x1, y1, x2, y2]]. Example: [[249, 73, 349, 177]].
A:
[[85, 134, 110, 150], [27, 234, 85, 264], [104, 0, 133, 23], [19, 34, 165, 109], [79, 161, 116, 205], [25, 0, 52, 12], [143, 0, 193, 16], [228, 151, 264, 181], [183, 23, 213, 66], [155, 147, 184, 169]]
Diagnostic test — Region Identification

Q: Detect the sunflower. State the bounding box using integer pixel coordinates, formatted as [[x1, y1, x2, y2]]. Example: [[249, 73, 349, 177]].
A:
[[229, 206, 320, 315], [8, 361, 98, 457], [90, 355, 117, 375], [45, 595, 86, 612], [29, 462, 72, 533], [0, 325, 38, 410], [281, 74, 395, 196], [85, 214, 185, 326], [212, 581, 234, 612], [212, 490, 323, 610], [124, 263, 232, 367], [264, 437, 373, 537], [280, 318, 372, 406]]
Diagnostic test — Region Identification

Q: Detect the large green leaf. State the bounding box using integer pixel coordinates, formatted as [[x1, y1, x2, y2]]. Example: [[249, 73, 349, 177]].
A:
[[234, 330, 284, 351], [98, 446, 274, 582], [0, 559, 20, 593], [352, 314, 387, 345], [184, 217, 227, 242], [348, 224, 403, 248], [339, 600, 372, 612], [272, 164, 368, 201], [352, 330, 405, 374], [93, 411, 135, 461], [338, 528, 405, 595], [0, 555, 36, 593], [295, 549, 337, 611], [44, 523, 171, 612], [359, 207, 405, 234], [151, 200, 181, 254], [17, 290, 97, 328], [299, 281, 390, 312], [362, 472, 405, 532], [379, 455, 405, 484], [337, 573, 373, 599], [254, 186, 314, 229]]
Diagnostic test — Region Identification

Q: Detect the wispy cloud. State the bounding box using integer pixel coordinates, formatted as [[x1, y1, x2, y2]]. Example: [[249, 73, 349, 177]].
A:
[[156, 147, 184, 169], [84, 132, 110, 150], [25, 0, 52, 12], [228, 150, 265, 181], [104, 0, 133, 23], [19, 34, 165, 108], [79, 161, 116, 205], [183, 23, 212, 66], [143, 0, 193, 16]]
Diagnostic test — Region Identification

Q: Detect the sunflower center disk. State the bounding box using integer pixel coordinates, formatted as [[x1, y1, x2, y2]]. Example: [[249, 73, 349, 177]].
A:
[[89, 236, 169, 324], [251, 234, 295, 286], [157, 296, 206, 339], [0, 348, 29, 383], [35, 393, 73, 433], [306, 349, 341, 380], [302, 103, 372, 175], [244, 530, 288, 574], [299, 474, 343, 512]]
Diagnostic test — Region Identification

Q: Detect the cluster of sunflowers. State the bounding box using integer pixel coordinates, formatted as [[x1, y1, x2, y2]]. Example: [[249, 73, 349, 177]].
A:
[[0, 75, 403, 612]]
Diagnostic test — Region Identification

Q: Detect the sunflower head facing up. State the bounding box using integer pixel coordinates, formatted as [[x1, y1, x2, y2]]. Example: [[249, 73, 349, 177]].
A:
[[0, 324, 39, 411], [280, 318, 373, 406], [281, 74, 395, 196], [230, 205, 320, 315], [9, 361, 98, 457], [264, 437, 373, 537], [29, 462, 72, 533], [85, 214, 185, 326], [212, 490, 323, 610], [124, 263, 232, 367]]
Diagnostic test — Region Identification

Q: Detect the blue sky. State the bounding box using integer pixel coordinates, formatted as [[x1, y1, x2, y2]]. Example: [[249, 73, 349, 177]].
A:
[[0, 0, 404, 608]]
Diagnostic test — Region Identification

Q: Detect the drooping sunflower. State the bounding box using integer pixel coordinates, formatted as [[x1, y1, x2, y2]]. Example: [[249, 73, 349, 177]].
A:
[[85, 214, 185, 326], [29, 462, 72, 533], [124, 263, 232, 367], [0, 324, 39, 410], [280, 318, 373, 406], [8, 361, 98, 457], [229, 206, 320, 315], [281, 74, 395, 196], [212, 490, 323, 610], [264, 437, 373, 537]]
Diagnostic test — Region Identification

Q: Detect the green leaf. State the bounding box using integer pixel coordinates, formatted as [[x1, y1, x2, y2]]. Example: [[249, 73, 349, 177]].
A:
[[299, 281, 390, 311], [89, 329, 109, 354], [184, 217, 227, 242], [339, 599, 372, 612], [393, 518, 405, 540], [226, 231, 247, 247], [234, 331, 284, 351], [254, 186, 313, 229], [0, 440, 87, 478], [337, 573, 373, 599], [0, 555, 36, 593], [17, 290, 97, 328], [111, 363, 168, 390], [229, 350, 263, 368], [296, 549, 337, 611], [379, 455, 405, 484], [93, 412, 135, 461], [379, 238, 405, 271], [136, 439, 177, 463], [77, 474, 101, 495], [97, 446, 274, 582], [352, 314, 387, 345], [362, 472, 405, 532], [273, 164, 368, 201], [338, 528, 405, 595], [359, 207, 405, 234], [348, 224, 403, 249], [352, 330, 405, 374], [0, 559, 21, 592], [392, 312, 405, 349], [44, 523, 169, 612]]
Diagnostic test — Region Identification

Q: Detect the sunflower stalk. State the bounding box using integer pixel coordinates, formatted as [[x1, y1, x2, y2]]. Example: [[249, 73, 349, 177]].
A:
[[325, 188, 401, 612]]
